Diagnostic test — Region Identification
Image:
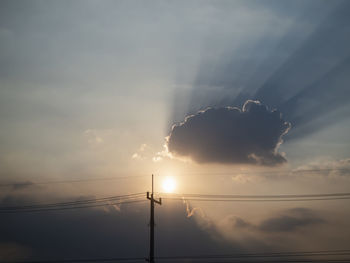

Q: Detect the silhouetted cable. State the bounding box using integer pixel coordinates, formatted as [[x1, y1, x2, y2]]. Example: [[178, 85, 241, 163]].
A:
[[156, 249, 350, 259], [1, 168, 349, 188], [164, 197, 350, 202], [0, 175, 148, 188], [160, 259, 350, 263], [0, 197, 147, 214], [183, 168, 350, 176], [0, 193, 145, 210], [159, 192, 350, 202], [12, 259, 350, 263], [9, 257, 146, 263], [165, 192, 350, 199], [0, 197, 145, 212], [3, 191, 350, 213], [0, 199, 147, 213]]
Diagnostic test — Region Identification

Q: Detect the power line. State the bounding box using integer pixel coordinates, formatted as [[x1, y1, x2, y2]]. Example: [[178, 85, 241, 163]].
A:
[[160, 192, 350, 202], [0, 193, 146, 213], [10, 259, 350, 263], [0, 193, 145, 210], [0, 175, 148, 188], [163, 197, 350, 202], [162, 192, 350, 199], [8, 257, 146, 263], [0, 199, 147, 213], [156, 249, 350, 259], [3, 191, 350, 213], [165, 258, 350, 263], [1, 167, 349, 189], [183, 168, 350, 176]]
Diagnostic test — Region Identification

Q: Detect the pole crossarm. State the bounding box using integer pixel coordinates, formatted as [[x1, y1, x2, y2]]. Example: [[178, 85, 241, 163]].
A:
[[147, 192, 162, 204]]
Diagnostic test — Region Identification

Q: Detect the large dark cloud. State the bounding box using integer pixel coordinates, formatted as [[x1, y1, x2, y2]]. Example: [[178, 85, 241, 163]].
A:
[[167, 100, 290, 165]]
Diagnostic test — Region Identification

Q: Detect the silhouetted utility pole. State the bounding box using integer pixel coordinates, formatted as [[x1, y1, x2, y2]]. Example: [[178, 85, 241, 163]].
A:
[[147, 174, 161, 263]]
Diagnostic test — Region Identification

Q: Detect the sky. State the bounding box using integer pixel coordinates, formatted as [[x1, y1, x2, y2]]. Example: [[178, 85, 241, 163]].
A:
[[1, 0, 350, 262]]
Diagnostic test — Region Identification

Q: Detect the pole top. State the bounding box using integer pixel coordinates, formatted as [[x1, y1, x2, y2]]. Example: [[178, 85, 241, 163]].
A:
[[152, 174, 154, 194]]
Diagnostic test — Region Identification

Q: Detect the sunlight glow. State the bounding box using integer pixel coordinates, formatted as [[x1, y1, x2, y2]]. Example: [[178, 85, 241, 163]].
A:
[[162, 177, 176, 193]]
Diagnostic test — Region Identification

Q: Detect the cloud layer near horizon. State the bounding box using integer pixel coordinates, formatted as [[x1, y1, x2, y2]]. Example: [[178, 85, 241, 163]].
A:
[[167, 101, 290, 165]]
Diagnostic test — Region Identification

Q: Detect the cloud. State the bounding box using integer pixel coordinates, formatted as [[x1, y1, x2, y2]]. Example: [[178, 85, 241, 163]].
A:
[[84, 129, 104, 145], [183, 199, 206, 218], [293, 158, 350, 178], [229, 216, 252, 229], [131, 144, 148, 160], [0, 181, 36, 191], [131, 143, 163, 162], [258, 208, 325, 233], [166, 100, 290, 165], [224, 208, 325, 235], [218, 207, 328, 253]]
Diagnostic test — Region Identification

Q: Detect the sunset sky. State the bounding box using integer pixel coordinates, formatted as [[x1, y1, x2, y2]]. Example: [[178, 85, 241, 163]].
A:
[[1, 0, 350, 262]]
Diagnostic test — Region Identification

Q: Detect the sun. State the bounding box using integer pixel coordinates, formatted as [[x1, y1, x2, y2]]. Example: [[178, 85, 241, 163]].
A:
[[162, 177, 176, 193]]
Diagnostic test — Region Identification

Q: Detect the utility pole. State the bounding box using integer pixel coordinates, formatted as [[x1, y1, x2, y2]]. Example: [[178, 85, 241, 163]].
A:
[[146, 174, 161, 263]]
